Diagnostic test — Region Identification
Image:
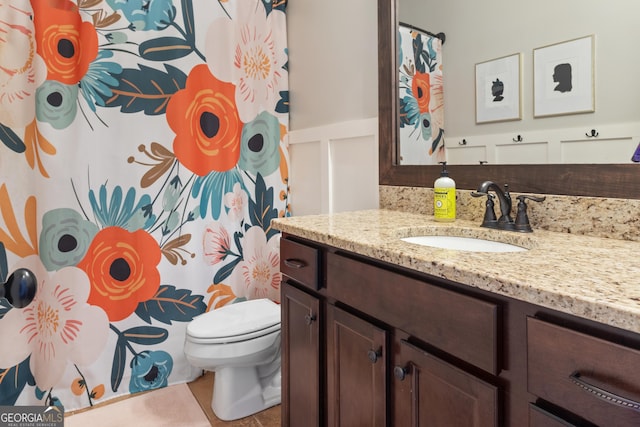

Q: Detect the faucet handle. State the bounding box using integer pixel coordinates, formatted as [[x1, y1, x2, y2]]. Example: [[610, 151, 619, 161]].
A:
[[517, 195, 546, 203], [514, 195, 546, 232], [472, 192, 499, 228]]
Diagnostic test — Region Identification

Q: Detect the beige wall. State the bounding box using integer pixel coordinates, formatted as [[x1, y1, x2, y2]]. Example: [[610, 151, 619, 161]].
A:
[[287, 0, 378, 131]]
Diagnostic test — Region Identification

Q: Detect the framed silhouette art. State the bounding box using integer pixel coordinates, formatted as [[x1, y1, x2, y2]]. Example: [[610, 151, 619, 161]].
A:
[[475, 53, 522, 124], [533, 35, 595, 118]]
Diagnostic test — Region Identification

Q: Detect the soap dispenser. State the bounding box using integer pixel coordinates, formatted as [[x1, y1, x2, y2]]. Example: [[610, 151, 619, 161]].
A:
[[434, 162, 456, 222]]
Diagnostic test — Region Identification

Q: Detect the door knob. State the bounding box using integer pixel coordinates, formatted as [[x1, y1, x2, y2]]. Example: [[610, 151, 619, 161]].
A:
[[304, 313, 316, 325], [367, 348, 382, 363], [394, 365, 410, 381]]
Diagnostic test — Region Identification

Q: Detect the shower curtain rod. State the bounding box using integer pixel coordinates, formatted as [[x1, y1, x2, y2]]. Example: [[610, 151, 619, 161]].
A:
[[399, 21, 446, 45]]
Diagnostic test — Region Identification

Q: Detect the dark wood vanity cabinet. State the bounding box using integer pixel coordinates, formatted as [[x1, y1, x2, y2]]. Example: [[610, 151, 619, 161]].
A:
[[279, 234, 640, 426], [281, 282, 321, 427], [280, 235, 501, 426], [280, 237, 322, 427], [392, 337, 498, 426], [326, 305, 388, 426]]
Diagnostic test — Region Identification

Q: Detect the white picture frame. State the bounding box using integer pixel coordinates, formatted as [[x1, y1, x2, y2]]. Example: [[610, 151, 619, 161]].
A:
[[533, 35, 595, 118], [475, 53, 522, 124]]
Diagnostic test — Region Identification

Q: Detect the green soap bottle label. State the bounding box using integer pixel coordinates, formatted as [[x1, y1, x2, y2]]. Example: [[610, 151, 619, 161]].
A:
[[434, 188, 456, 219]]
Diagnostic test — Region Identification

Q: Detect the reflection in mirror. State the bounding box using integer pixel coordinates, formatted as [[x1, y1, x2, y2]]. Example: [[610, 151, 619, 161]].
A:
[[378, 0, 640, 198], [397, 22, 446, 166], [397, 0, 640, 164], [397, 0, 640, 166]]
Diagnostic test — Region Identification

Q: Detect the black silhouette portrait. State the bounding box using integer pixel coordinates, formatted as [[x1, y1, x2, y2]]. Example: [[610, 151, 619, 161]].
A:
[[491, 78, 504, 102], [553, 63, 572, 93]]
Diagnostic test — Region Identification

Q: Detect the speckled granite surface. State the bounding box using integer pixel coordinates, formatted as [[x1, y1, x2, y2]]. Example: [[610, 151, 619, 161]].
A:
[[272, 209, 640, 334], [379, 185, 640, 241]]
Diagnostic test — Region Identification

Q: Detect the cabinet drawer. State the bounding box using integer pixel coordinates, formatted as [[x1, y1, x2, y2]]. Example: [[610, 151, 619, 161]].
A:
[[326, 252, 500, 374], [280, 238, 320, 290], [528, 404, 576, 427], [527, 317, 640, 426]]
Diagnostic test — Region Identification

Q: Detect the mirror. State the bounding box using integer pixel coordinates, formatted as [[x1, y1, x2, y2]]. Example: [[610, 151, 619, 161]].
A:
[[378, 0, 640, 198]]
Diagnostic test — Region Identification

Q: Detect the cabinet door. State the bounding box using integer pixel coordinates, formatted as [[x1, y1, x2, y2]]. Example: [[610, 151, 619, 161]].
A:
[[326, 305, 387, 427], [281, 282, 321, 427], [392, 338, 499, 427]]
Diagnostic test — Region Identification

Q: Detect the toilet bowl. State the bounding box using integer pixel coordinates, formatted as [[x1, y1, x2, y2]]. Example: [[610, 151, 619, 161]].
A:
[[184, 298, 281, 421]]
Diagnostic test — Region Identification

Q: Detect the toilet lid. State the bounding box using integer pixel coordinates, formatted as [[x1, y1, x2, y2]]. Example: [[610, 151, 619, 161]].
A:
[[187, 299, 280, 341]]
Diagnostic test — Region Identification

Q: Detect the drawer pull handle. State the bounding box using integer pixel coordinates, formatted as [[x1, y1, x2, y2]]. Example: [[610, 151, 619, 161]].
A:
[[284, 259, 306, 269], [569, 372, 640, 412]]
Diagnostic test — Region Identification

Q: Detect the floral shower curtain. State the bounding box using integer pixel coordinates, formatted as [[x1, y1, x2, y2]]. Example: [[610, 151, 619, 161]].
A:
[[398, 24, 444, 165], [0, 0, 289, 411]]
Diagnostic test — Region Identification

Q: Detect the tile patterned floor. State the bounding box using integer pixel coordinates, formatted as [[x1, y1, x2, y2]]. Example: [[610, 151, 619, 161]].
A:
[[187, 372, 281, 426]]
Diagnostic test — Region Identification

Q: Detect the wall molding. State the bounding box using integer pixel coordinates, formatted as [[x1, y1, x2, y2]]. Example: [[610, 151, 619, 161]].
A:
[[446, 121, 640, 165], [288, 118, 379, 215]]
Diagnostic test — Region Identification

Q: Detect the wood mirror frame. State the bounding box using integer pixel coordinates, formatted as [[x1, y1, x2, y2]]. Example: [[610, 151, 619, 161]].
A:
[[378, 0, 640, 199]]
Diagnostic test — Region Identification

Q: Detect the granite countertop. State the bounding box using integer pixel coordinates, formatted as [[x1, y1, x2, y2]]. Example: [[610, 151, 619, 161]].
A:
[[272, 209, 640, 334]]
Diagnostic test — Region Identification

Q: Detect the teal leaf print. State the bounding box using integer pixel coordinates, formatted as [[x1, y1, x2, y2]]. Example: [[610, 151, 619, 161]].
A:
[[249, 174, 279, 240], [265, 0, 288, 14], [34, 386, 46, 400], [412, 35, 427, 74], [181, 0, 196, 44], [432, 128, 445, 154], [111, 336, 127, 392], [122, 326, 169, 345], [105, 0, 176, 31], [88, 185, 154, 231], [399, 95, 419, 127], [213, 256, 241, 285], [275, 90, 289, 114], [80, 50, 122, 112], [0, 242, 8, 319], [0, 358, 34, 405], [192, 169, 244, 220], [0, 299, 10, 320], [139, 37, 194, 61], [135, 285, 207, 325], [101, 64, 187, 115], [0, 124, 25, 153], [0, 241, 7, 283]]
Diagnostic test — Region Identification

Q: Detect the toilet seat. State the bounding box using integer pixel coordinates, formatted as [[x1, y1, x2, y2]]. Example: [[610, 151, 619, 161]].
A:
[[186, 299, 280, 345], [186, 323, 280, 345]]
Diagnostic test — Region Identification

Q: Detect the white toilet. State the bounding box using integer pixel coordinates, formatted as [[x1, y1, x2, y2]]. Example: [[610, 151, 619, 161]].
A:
[[184, 298, 281, 421]]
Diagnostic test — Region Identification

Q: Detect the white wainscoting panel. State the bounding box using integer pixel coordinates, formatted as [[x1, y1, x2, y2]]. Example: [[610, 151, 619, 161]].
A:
[[289, 118, 379, 215], [446, 121, 640, 165], [288, 138, 325, 216]]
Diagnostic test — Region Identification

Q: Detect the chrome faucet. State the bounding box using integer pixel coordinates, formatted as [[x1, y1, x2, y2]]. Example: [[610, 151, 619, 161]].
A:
[[472, 181, 515, 230], [472, 181, 545, 232]]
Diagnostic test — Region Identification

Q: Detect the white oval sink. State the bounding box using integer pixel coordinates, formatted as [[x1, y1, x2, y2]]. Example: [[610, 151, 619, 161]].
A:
[[401, 235, 528, 253]]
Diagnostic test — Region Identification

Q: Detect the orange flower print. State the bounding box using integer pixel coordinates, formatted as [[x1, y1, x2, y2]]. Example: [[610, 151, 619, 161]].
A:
[[77, 227, 161, 322], [412, 72, 431, 114], [32, 0, 98, 84], [166, 64, 243, 176]]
